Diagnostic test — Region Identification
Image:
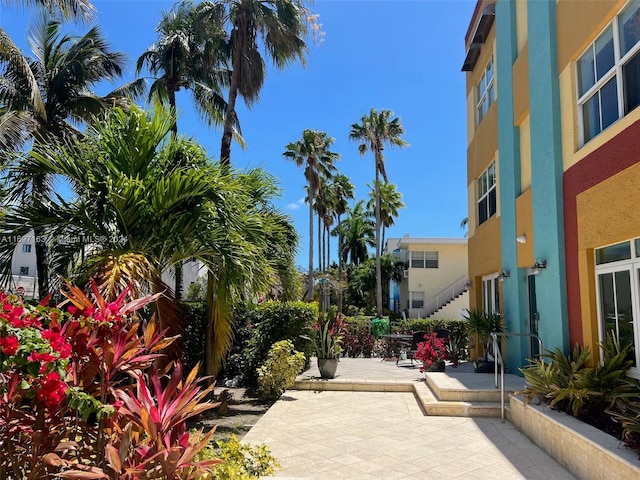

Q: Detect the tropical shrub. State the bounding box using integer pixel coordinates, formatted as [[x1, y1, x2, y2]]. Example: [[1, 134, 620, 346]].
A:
[[257, 340, 305, 400], [304, 307, 344, 359], [414, 332, 448, 371], [240, 301, 316, 388], [194, 435, 280, 479], [0, 281, 221, 479], [393, 318, 469, 363], [519, 334, 640, 452], [342, 316, 375, 358]]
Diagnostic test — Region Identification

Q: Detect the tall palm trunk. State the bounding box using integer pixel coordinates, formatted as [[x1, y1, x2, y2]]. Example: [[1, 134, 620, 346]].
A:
[[317, 214, 322, 273], [374, 153, 383, 317], [220, 17, 246, 167], [169, 89, 183, 299], [337, 214, 343, 314], [326, 224, 331, 270], [307, 189, 315, 300]]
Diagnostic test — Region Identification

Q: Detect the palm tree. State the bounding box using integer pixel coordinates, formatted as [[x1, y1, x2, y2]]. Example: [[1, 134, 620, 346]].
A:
[[350, 108, 408, 317], [137, 0, 231, 297], [367, 181, 404, 249], [315, 179, 336, 272], [218, 0, 313, 166], [338, 200, 375, 267], [328, 174, 355, 282], [136, 0, 230, 137], [0, 104, 294, 378], [0, 12, 141, 298], [283, 129, 339, 300], [5, 0, 96, 21]]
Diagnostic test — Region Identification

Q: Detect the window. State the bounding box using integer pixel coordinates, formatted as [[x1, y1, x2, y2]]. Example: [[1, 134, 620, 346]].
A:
[[19, 267, 29, 275], [22, 244, 32, 253], [482, 273, 500, 315], [410, 251, 439, 268], [595, 237, 640, 377], [477, 161, 496, 225], [476, 55, 495, 124], [577, 0, 640, 144], [409, 291, 424, 309]]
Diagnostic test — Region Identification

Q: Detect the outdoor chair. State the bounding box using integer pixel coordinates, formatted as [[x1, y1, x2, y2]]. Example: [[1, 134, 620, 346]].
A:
[[397, 331, 427, 367]]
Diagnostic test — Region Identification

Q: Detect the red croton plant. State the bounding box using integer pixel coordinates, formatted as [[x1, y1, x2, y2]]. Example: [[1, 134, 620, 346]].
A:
[[0, 280, 220, 479]]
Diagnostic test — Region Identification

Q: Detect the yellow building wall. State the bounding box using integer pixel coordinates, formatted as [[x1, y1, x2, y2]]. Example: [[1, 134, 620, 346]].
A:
[[519, 115, 531, 190], [512, 42, 529, 126], [515, 188, 534, 269], [575, 163, 640, 356], [468, 215, 501, 310], [404, 243, 469, 298], [515, 0, 527, 54]]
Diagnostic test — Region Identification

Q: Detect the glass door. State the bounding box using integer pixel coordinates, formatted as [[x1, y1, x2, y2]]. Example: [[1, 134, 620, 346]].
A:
[[527, 275, 540, 358]]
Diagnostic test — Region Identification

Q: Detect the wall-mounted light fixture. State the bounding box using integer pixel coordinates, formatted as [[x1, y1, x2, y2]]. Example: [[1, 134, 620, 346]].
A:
[[531, 258, 547, 275], [498, 268, 511, 282], [516, 234, 527, 244]]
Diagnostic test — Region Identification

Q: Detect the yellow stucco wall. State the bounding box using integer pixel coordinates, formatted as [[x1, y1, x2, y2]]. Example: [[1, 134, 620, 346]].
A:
[[512, 42, 529, 126], [515, 188, 534, 269], [515, 0, 528, 53], [468, 214, 502, 311], [575, 163, 640, 356], [556, 0, 622, 73], [467, 105, 498, 184], [519, 114, 532, 190]]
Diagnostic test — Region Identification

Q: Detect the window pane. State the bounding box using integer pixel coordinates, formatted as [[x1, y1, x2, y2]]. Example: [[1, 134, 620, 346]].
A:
[[488, 188, 497, 218], [615, 270, 635, 366], [624, 51, 640, 114], [488, 84, 494, 106], [595, 26, 615, 80], [600, 76, 619, 130], [636, 238, 640, 256], [620, 0, 640, 57], [478, 197, 488, 225], [582, 93, 601, 142], [578, 47, 595, 96], [488, 162, 495, 187], [477, 175, 486, 198], [599, 272, 617, 337], [596, 241, 632, 264], [411, 251, 424, 268]]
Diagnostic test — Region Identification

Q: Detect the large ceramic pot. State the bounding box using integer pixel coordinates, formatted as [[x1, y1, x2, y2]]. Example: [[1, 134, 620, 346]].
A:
[[423, 360, 446, 372], [317, 358, 338, 379]]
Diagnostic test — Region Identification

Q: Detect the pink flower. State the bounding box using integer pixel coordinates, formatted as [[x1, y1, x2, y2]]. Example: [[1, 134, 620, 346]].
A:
[[28, 351, 57, 364], [36, 372, 67, 409], [41, 329, 71, 359], [0, 335, 19, 356]]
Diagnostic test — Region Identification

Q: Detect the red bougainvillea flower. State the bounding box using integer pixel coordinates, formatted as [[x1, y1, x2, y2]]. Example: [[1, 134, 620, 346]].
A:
[[36, 372, 68, 409], [41, 329, 72, 359], [0, 335, 19, 355], [28, 351, 57, 364]]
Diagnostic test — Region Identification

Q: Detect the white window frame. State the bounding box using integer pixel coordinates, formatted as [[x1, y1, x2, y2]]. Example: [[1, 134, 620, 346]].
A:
[[482, 273, 500, 315], [476, 55, 495, 125], [477, 161, 496, 225], [409, 291, 425, 309], [595, 238, 640, 378], [410, 251, 439, 269], [19, 266, 29, 275], [577, 0, 640, 146]]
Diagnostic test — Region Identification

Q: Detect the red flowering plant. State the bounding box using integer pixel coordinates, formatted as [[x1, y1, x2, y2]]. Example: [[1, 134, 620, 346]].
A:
[[414, 332, 449, 373], [0, 280, 220, 479]]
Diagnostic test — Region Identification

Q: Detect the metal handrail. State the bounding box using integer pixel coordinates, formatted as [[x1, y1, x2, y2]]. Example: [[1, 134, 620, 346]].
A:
[[490, 332, 543, 423], [422, 275, 469, 316]]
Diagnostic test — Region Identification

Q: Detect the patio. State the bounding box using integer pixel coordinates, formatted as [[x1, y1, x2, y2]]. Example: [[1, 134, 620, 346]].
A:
[[243, 357, 575, 479]]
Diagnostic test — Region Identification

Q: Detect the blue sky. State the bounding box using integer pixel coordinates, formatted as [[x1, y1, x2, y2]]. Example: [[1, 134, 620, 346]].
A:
[[1, 0, 476, 269]]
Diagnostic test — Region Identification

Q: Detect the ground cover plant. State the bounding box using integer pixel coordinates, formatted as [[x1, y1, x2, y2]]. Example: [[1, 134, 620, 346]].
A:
[[0, 281, 231, 479]]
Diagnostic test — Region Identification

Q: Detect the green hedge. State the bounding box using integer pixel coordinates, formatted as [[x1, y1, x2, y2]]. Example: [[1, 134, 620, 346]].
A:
[[392, 318, 468, 342]]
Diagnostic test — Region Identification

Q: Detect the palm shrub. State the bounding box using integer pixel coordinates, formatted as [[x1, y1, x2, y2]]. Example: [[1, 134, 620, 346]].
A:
[[257, 340, 305, 400], [519, 333, 637, 418]]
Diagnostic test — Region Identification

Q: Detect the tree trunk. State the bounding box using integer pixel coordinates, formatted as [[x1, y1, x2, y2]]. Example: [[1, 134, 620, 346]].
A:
[[337, 214, 343, 314], [33, 225, 48, 300], [317, 214, 322, 273], [220, 27, 243, 167], [168, 89, 183, 299], [326, 225, 331, 271], [374, 153, 383, 317], [307, 189, 315, 301], [204, 270, 215, 387]]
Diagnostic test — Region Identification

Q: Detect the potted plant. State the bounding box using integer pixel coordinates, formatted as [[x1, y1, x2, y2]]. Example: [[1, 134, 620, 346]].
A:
[[304, 307, 344, 378], [414, 331, 448, 373], [465, 309, 503, 373]]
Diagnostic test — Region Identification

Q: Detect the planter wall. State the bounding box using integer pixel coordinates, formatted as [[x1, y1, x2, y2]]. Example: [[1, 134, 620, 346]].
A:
[[509, 395, 640, 480]]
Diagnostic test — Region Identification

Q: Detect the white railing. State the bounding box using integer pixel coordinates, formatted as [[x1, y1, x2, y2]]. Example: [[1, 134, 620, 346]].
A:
[[422, 275, 469, 317]]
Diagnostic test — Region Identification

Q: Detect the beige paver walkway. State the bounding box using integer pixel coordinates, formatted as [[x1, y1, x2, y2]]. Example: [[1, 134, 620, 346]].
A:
[[242, 359, 575, 479]]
